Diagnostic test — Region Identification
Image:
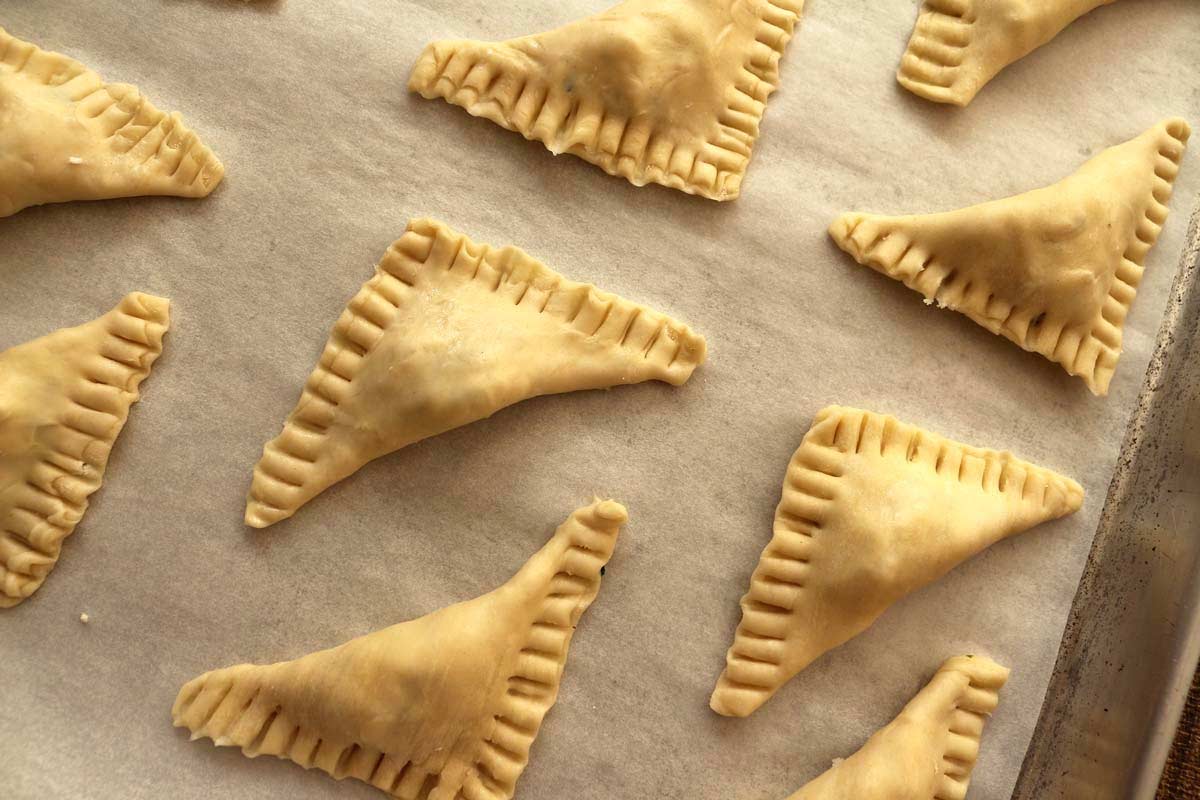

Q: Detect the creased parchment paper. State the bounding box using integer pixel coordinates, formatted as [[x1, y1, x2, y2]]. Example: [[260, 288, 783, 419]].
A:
[[2, 1, 1198, 798]]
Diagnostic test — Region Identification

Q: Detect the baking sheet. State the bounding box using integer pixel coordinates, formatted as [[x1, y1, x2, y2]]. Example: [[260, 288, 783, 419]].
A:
[[1015, 203, 1200, 799], [2, 1, 1198, 798]]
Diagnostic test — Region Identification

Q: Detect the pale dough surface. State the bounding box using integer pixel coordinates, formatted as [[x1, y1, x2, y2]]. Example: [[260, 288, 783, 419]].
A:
[[409, 0, 804, 200], [788, 655, 1009, 800], [244, 218, 705, 528], [830, 119, 1192, 396], [1, 2, 1198, 799], [174, 500, 627, 800], [710, 406, 1081, 717], [0, 293, 168, 607], [898, 0, 1118, 107], [0, 27, 223, 217]]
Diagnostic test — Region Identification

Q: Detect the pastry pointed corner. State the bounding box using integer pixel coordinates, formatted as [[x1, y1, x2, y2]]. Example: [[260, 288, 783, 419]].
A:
[[588, 497, 629, 526], [827, 212, 871, 261], [826, 212, 853, 243], [1161, 116, 1192, 145], [407, 40, 455, 97], [1050, 473, 1085, 518], [244, 503, 279, 529], [896, 70, 971, 108], [944, 653, 1011, 691], [710, 676, 768, 718], [112, 292, 172, 349], [895, 0, 983, 107]]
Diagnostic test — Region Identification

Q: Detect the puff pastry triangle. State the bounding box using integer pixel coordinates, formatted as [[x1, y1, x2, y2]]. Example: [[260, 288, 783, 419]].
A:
[[0, 26, 223, 218], [787, 655, 1009, 799], [245, 218, 705, 528], [0, 293, 169, 607], [408, 0, 804, 200], [175, 499, 627, 800], [898, 0, 1116, 106], [710, 406, 1080, 717], [830, 119, 1191, 396]]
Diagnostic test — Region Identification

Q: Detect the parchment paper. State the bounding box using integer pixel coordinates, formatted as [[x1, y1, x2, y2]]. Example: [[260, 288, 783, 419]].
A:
[[2, 1, 1198, 798]]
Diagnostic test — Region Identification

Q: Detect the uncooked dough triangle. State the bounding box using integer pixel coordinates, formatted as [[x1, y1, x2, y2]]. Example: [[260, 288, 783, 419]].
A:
[[787, 655, 1009, 799], [174, 499, 627, 800], [245, 218, 705, 528], [0, 26, 224, 218], [408, 0, 804, 200], [897, 0, 1116, 106], [0, 293, 169, 607], [829, 119, 1190, 396], [710, 406, 1080, 717]]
